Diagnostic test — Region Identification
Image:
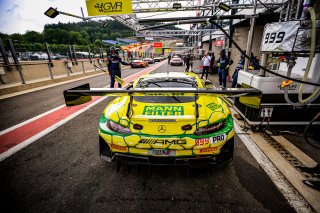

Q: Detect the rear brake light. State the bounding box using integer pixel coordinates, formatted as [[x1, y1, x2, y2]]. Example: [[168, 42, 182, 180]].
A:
[[133, 124, 143, 130], [194, 121, 225, 135], [181, 124, 192, 131]]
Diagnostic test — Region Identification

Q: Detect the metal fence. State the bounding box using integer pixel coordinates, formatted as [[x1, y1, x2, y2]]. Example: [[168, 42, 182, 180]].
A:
[[0, 39, 112, 85]]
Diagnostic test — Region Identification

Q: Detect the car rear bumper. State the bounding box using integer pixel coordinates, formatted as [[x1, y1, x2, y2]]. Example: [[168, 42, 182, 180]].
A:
[[170, 62, 183, 66], [101, 137, 234, 166]]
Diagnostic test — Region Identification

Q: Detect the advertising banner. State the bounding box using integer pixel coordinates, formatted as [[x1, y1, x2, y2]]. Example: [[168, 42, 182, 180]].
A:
[[86, 0, 132, 16]]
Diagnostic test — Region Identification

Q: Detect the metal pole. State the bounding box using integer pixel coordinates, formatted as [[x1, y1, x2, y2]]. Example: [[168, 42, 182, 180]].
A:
[[48, 63, 54, 79], [0, 39, 11, 71], [93, 60, 97, 71], [81, 61, 85, 73], [68, 45, 73, 62], [8, 39, 25, 84], [66, 62, 70, 76], [244, 0, 257, 71], [259, 53, 268, 76], [72, 45, 78, 65], [45, 42, 53, 67], [88, 46, 92, 63]]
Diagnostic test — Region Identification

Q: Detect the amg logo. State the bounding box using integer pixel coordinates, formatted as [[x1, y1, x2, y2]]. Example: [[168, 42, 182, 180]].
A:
[[139, 139, 187, 145]]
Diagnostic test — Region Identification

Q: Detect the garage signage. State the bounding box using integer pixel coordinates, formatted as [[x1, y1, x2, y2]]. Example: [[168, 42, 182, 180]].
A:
[[215, 40, 224, 47], [260, 21, 300, 52], [86, 0, 132, 16], [260, 21, 320, 53], [153, 42, 163, 48]]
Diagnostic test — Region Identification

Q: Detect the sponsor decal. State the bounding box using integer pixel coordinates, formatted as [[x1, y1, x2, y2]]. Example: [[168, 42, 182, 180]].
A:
[[200, 147, 218, 153], [211, 134, 227, 144], [277, 84, 297, 91], [148, 149, 176, 156], [142, 106, 184, 116], [206, 103, 221, 111], [139, 139, 187, 145], [110, 144, 128, 151], [86, 0, 132, 16], [195, 138, 210, 146]]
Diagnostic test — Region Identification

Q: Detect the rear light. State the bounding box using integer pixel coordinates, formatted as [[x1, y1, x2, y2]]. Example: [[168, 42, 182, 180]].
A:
[[107, 120, 131, 134], [194, 121, 225, 135], [133, 124, 143, 130], [181, 124, 192, 131]]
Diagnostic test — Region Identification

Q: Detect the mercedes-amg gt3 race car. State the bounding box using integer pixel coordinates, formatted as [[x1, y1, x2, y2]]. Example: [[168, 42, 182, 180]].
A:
[[98, 72, 235, 165]]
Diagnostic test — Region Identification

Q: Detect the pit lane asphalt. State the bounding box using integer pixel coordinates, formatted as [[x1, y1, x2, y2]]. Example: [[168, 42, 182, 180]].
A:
[[0, 65, 147, 132], [0, 61, 294, 212]]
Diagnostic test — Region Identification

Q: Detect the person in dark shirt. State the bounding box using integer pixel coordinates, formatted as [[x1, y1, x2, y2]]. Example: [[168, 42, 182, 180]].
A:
[[217, 49, 232, 88], [107, 47, 129, 88], [209, 52, 216, 74], [168, 54, 171, 64], [185, 54, 191, 72], [232, 52, 245, 88]]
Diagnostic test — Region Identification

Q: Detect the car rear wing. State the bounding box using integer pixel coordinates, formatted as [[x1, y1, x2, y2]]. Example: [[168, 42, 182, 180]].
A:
[[63, 83, 261, 107]]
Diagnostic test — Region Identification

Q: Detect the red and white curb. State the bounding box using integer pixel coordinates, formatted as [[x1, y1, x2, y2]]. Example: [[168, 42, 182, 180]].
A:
[[0, 61, 166, 161]]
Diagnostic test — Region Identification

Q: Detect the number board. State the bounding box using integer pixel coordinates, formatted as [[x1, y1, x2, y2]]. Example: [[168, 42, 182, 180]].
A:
[[260, 21, 301, 53]]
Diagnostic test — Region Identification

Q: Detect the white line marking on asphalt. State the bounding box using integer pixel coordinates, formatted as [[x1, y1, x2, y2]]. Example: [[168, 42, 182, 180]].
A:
[[234, 122, 313, 212], [0, 105, 65, 136], [0, 61, 166, 161], [0, 62, 165, 136], [0, 97, 107, 162]]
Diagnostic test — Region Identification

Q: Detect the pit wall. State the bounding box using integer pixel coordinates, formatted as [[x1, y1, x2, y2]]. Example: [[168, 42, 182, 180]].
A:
[[0, 59, 108, 84]]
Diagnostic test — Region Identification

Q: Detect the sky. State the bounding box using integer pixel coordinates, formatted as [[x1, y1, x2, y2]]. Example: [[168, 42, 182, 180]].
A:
[[0, 0, 89, 34], [0, 0, 194, 35]]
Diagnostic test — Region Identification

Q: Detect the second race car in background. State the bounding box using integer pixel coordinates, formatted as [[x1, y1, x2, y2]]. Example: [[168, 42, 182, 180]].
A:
[[131, 59, 148, 68], [170, 56, 183, 66]]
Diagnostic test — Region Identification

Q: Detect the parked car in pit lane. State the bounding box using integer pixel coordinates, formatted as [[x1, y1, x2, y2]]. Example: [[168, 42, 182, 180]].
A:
[[170, 56, 183, 66], [131, 59, 148, 68], [143, 58, 154, 64], [154, 57, 162, 62], [98, 72, 235, 165]]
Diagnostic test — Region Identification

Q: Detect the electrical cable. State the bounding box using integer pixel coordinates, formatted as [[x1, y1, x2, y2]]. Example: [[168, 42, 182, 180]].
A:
[[138, 14, 319, 87], [209, 20, 320, 87], [303, 112, 320, 149], [298, 7, 320, 103], [283, 7, 320, 106]]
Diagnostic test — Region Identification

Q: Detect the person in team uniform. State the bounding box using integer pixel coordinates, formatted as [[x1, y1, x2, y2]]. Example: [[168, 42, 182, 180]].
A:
[[107, 47, 129, 88], [217, 49, 233, 88]]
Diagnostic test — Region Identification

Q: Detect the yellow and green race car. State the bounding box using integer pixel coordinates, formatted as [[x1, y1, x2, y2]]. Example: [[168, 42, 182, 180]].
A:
[[98, 72, 235, 165]]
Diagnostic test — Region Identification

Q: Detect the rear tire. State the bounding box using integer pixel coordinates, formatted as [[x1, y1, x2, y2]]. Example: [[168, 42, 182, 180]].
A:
[[99, 136, 111, 157], [217, 137, 234, 164]]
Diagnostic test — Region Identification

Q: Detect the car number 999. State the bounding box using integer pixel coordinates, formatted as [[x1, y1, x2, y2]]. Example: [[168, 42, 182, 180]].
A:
[[264, 32, 285, 44]]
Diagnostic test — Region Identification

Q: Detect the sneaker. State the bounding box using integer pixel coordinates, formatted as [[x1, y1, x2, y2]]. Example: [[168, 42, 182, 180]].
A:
[[302, 180, 320, 191], [219, 85, 222, 88]]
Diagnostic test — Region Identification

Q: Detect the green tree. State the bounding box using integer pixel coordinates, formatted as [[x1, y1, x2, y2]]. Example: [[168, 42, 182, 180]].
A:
[[24, 31, 43, 43], [110, 32, 121, 40]]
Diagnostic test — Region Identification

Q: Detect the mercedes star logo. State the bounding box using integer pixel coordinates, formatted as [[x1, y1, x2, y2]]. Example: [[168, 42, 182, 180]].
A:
[[158, 125, 166, 133]]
